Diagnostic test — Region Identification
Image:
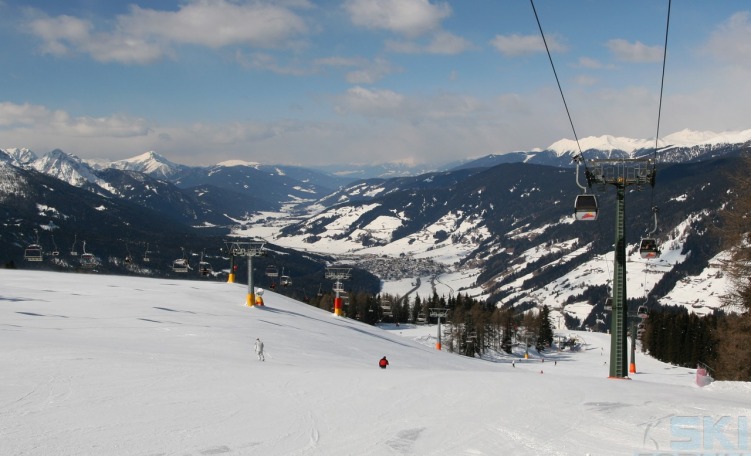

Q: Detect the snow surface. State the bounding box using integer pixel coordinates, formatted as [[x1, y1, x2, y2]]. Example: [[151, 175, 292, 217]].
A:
[[3, 269, 750, 456]]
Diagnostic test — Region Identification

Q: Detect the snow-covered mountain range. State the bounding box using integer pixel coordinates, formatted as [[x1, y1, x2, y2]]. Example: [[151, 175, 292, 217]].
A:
[[1, 127, 749, 330]]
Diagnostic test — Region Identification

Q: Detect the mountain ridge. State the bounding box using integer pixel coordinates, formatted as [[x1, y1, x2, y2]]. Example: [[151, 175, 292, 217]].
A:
[[1, 130, 748, 331]]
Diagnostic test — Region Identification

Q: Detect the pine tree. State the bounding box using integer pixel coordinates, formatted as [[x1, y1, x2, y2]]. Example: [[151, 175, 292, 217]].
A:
[[536, 305, 554, 351]]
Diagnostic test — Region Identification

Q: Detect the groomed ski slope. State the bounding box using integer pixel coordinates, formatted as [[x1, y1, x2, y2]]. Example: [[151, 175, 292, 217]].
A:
[[2, 269, 750, 456]]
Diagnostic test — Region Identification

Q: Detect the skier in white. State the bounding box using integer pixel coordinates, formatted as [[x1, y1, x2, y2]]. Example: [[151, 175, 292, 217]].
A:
[[254, 338, 265, 361]]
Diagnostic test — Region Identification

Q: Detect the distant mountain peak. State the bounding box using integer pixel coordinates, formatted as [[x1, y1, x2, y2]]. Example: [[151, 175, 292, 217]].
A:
[[662, 128, 751, 147], [0, 147, 38, 166], [110, 150, 185, 180], [29, 148, 103, 189], [216, 160, 261, 168]]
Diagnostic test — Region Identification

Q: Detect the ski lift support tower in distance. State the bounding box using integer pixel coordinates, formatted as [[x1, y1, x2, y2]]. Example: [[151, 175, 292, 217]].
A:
[[325, 267, 351, 317], [226, 239, 266, 307], [430, 308, 449, 350], [587, 157, 656, 379]]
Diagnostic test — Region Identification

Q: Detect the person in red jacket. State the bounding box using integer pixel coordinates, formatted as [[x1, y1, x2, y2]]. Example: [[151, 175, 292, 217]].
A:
[[379, 356, 389, 369]]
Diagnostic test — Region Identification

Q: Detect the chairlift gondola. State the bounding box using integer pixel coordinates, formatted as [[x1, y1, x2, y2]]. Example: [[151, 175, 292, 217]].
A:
[[265, 265, 279, 278], [198, 250, 212, 277], [639, 239, 659, 259], [198, 262, 211, 276], [143, 243, 152, 263], [574, 194, 598, 221], [80, 241, 98, 269], [70, 235, 79, 257], [124, 243, 133, 264], [24, 244, 43, 261], [172, 258, 189, 273], [604, 297, 612, 311], [280, 267, 291, 286], [639, 207, 661, 259], [573, 156, 598, 221], [24, 230, 43, 261], [637, 305, 648, 319], [50, 234, 60, 256], [172, 248, 189, 273]]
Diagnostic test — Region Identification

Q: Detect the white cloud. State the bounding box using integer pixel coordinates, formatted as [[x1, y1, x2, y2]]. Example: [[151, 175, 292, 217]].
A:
[[701, 11, 751, 66], [27, 14, 92, 57], [235, 51, 310, 76], [490, 33, 566, 57], [606, 39, 663, 63], [335, 86, 405, 116], [24, 0, 310, 65], [121, 1, 308, 49], [313, 56, 400, 84], [574, 75, 599, 86], [344, 0, 451, 37], [235, 53, 399, 83], [576, 56, 615, 70], [0, 102, 52, 126], [386, 31, 472, 55], [0, 101, 150, 138]]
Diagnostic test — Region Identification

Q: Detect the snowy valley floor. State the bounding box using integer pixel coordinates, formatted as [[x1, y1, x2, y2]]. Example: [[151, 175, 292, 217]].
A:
[[2, 269, 750, 456]]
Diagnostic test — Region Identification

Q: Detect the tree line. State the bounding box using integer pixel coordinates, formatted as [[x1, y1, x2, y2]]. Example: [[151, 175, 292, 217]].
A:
[[307, 290, 555, 358]]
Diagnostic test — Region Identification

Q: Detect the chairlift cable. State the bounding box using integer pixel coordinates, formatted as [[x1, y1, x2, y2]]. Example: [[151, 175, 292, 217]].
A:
[[650, 0, 671, 210], [529, 0, 585, 163], [636, 0, 671, 262], [653, 0, 671, 167]]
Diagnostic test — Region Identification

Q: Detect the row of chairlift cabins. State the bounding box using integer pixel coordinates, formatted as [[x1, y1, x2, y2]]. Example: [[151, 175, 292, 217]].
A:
[[23, 232, 300, 289], [23, 234, 218, 277], [24, 234, 98, 269]]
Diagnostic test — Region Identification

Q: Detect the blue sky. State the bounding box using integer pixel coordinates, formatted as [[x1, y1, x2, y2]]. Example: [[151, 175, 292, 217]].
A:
[[1, 0, 750, 167]]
